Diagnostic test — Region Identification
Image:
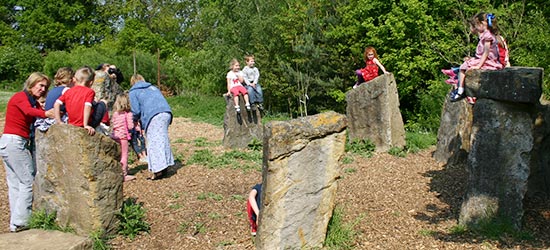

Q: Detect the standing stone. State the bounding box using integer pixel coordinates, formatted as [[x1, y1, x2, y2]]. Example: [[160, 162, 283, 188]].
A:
[[433, 96, 473, 165], [456, 67, 543, 230], [346, 73, 405, 151], [223, 95, 263, 148], [257, 111, 347, 250], [34, 124, 123, 236], [459, 99, 534, 229]]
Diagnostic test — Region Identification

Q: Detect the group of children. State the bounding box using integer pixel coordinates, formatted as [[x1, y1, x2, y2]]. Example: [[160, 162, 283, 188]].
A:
[[226, 55, 264, 113], [37, 66, 147, 182]]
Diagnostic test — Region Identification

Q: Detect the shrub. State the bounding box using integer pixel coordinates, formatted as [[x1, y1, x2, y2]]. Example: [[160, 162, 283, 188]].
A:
[[117, 198, 150, 240], [345, 138, 375, 158]]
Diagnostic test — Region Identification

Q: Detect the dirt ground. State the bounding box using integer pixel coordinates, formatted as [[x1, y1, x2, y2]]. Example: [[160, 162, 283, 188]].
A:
[[1, 116, 550, 249]]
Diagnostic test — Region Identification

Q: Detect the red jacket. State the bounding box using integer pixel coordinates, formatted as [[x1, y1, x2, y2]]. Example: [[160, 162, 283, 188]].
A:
[[3, 91, 46, 139]]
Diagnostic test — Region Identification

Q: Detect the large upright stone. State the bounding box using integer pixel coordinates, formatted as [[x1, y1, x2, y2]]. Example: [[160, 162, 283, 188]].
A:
[[433, 97, 473, 165], [346, 73, 405, 151], [223, 95, 263, 148], [34, 124, 123, 236], [257, 111, 347, 250], [454, 67, 544, 230]]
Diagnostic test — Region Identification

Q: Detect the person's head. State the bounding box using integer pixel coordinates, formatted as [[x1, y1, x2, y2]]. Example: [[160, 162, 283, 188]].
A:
[[54, 67, 74, 87], [24, 72, 51, 98], [96, 63, 110, 72], [363, 47, 378, 62], [229, 58, 240, 72], [113, 93, 131, 112], [37, 96, 46, 109], [73, 66, 95, 87], [472, 12, 499, 35], [244, 55, 255, 67], [130, 74, 145, 86]]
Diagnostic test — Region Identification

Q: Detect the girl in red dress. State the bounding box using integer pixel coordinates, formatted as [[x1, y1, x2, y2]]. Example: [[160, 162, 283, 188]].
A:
[[354, 46, 389, 88]]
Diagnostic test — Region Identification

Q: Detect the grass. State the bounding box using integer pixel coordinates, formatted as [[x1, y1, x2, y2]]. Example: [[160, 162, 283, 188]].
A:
[[324, 207, 362, 249], [116, 198, 150, 240], [29, 209, 74, 232], [187, 148, 262, 171], [0, 91, 14, 113]]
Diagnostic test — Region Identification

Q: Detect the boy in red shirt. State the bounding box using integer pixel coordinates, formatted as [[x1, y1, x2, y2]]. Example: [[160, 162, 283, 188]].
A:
[[54, 66, 108, 135]]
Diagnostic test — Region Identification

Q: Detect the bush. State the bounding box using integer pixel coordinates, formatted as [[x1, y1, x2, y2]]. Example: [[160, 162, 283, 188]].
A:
[[117, 198, 150, 240]]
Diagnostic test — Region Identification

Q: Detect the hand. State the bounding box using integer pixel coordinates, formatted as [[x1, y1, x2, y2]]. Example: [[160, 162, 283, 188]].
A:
[[45, 109, 55, 118], [384, 71, 390, 75], [84, 125, 96, 136], [471, 65, 481, 70]]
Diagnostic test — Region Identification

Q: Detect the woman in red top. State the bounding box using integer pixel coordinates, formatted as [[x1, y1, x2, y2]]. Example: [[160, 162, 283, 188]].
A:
[[354, 47, 389, 89], [0, 72, 53, 232]]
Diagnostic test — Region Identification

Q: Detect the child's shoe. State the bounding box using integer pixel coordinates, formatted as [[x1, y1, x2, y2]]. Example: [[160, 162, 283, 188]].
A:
[[246, 104, 251, 111], [450, 90, 465, 102], [445, 78, 458, 85], [235, 105, 241, 113], [466, 96, 477, 105], [251, 227, 257, 236], [257, 103, 264, 111], [353, 83, 359, 89], [441, 69, 456, 78]]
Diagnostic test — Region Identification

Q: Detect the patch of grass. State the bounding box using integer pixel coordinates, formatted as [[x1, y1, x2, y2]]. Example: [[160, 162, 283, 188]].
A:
[[177, 222, 190, 234], [341, 155, 354, 164], [418, 229, 436, 236], [29, 209, 73, 232], [345, 138, 375, 158], [187, 149, 215, 165], [208, 212, 222, 220], [343, 167, 356, 174], [168, 203, 183, 210], [217, 241, 233, 247], [449, 224, 467, 235], [193, 222, 207, 234], [187, 148, 261, 171], [248, 138, 263, 151], [388, 146, 407, 157], [89, 229, 110, 250], [324, 207, 361, 249], [193, 137, 214, 147], [117, 198, 150, 240], [472, 217, 534, 241], [231, 194, 245, 201], [173, 138, 186, 143], [167, 94, 226, 126], [0, 91, 14, 113], [405, 131, 437, 154], [197, 192, 223, 201]]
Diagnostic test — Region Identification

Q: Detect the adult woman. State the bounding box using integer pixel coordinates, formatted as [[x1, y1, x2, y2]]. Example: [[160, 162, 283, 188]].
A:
[[128, 74, 174, 180], [0, 72, 53, 232]]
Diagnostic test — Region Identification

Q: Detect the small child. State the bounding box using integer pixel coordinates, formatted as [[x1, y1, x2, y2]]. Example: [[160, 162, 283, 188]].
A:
[[130, 120, 147, 163], [110, 93, 136, 182], [354, 46, 389, 89], [450, 12, 504, 102], [54, 66, 108, 136], [242, 55, 264, 111], [246, 183, 262, 236], [226, 58, 251, 113], [35, 67, 74, 131]]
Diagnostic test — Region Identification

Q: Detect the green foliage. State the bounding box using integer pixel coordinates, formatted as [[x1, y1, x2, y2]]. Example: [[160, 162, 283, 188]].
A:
[[345, 138, 375, 158], [117, 198, 150, 240], [449, 224, 467, 235], [388, 147, 407, 157], [167, 94, 226, 126], [197, 192, 224, 201], [0, 91, 14, 112], [405, 131, 437, 153], [324, 207, 358, 249], [187, 148, 262, 171], [0, 45, 43, 90], [470, 217, 533, 241], [29, 209, 61, 231], [89, 229, 110, 250]]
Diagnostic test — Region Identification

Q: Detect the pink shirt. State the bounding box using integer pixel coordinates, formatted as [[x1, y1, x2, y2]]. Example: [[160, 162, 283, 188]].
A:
[[110, 111, 134, 140]]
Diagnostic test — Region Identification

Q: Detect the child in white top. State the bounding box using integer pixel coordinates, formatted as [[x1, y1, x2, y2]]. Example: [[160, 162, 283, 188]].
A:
[[226, 59, 251, 113]]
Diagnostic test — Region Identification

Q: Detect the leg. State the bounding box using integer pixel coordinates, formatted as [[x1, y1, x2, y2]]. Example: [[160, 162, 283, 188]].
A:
[[146, 113, 174, 177], [120, 139, 135, 181], [90, 101, 108, 128], [246, 85, 256, 104], [254, 84, 263, 104], [246, 200, 258, 235]]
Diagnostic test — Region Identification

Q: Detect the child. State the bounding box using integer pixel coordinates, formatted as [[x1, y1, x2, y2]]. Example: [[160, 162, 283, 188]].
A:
[[110, 93, 136, 182], [450, 12, 504, 102], [35, 67, 74, 131], [246, 183, 262, 236], [242, 55, 264, 110], [130, 120, 148, 163], [354, 46, 389, 89], [226, 58, 251, 113], [54, 66, 108, 136]]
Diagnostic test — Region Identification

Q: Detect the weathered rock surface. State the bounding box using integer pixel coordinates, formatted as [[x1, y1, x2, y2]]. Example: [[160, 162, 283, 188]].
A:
[[0, 229, 92, 250], [223, 95, 263, 148], [34, 124, 123, 236], [459, 99, 535, 229], [256, 111, 347, 250], [434, 67, 544, 229], [346, 73, 405, 151]]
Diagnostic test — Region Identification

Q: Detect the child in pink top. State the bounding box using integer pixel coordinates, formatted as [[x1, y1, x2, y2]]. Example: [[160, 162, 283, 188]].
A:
[[110, 93, 136, 182], [450, 12, 504, 102]]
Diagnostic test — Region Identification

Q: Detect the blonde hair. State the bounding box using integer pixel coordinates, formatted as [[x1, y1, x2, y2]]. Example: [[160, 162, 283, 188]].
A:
[[130, 74, 145, 85], [74, 66, 95, 87], [113, 93, 131, 112], [229, 58, 240, 70], [54, 67, 74, 86], [24, 72, 51, 94], [244, 55, 255, 62]]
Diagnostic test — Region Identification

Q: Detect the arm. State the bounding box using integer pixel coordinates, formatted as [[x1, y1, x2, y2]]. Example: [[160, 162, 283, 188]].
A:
[[471, 41, 491, 70], [82, 103, 95, 135], [126, 112, 135, 130], [226, 77, 232, 95], [54, 100, 63, 123], [17, 94, 47, 118], [248, 189, 260, 219], [243, 68, 252, 86], [253, 68, 260, 85], [373, 58, 389, 74], [129, 91, 141, 122]]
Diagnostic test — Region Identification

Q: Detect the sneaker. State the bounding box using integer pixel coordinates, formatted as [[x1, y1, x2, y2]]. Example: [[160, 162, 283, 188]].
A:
[[251, 227, 257, 236], [10, 224, 29, 233], [235, 106, 241, 113], [139, 156, 148, 163], [246, 104, 251, 111], [466, 96, 477, 105], [353, 83, 359, 89], [257, 103, 264, 111], [441, 69, 456, 78], [450, 91, 465, 102]]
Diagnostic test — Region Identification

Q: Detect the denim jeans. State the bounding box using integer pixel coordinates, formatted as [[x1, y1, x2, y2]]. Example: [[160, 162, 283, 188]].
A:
[[245, 84, 263, 104], [0, 134, 35, 228]]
